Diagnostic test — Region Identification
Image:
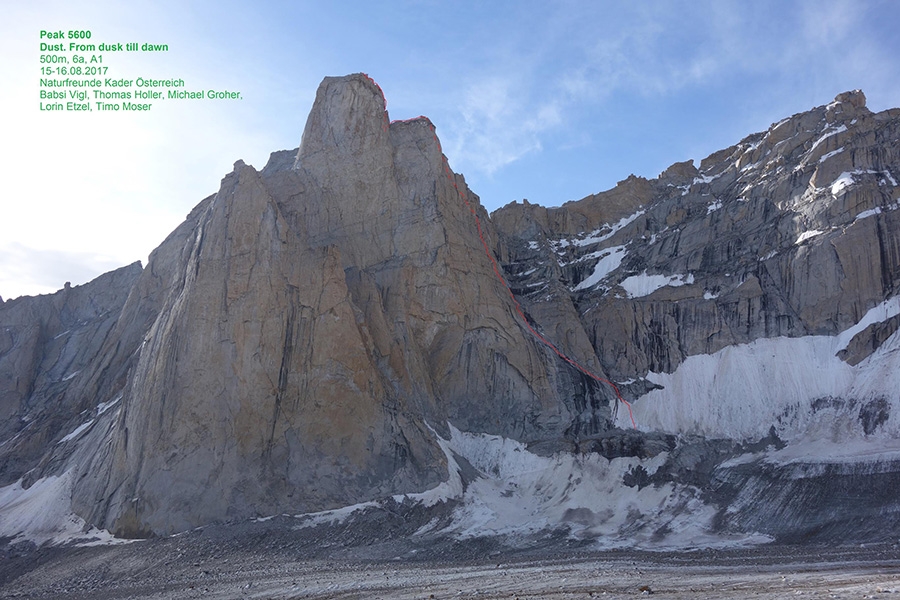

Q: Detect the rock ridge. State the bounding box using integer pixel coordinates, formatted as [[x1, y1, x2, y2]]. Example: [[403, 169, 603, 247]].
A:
[[493, 89, 900, 381]]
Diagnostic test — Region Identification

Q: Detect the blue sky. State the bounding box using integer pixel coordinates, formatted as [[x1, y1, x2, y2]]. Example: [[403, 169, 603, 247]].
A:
[[3, 0, 900, 299]]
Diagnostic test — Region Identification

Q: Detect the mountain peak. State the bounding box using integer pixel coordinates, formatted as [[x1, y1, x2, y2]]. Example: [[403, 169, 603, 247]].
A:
[[833, 89, 866, 110], [297, 73, 390, 167]]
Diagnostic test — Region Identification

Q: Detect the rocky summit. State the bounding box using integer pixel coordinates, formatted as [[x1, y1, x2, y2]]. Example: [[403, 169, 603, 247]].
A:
[[2, 76, 900, 549]]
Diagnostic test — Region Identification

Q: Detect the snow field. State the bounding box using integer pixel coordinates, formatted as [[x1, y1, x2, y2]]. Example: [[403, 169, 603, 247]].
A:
[[415, 425, 769, 549], [297, 423, 770, 549], [0, 469, 122, 546], [621, 296, 900, 445]]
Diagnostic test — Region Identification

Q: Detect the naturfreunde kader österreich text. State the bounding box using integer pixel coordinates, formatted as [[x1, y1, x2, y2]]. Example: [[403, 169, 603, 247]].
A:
[[39, 29, 243, 112]]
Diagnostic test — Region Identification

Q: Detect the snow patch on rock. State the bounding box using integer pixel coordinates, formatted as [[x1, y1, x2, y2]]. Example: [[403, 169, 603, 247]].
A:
[[573, 246, 627, 291], [97, 394, 122, 415], [57, 420, 95, 444], [796, 230, 824, 244], [831, 173, 855, 196], [854, 207, 883, 221], [620, 271, 694, 298], [810, 124, 847, 154], [835, 296, 900, 352], [0, 470, 125, 546], [555, 209, 645, 249], [818, 147, 845, 163], [293, 500, 381, 529], [831, 170, 898, 197]]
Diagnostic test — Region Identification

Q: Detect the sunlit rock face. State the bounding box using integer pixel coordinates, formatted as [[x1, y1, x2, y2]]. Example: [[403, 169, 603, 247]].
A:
[[3, 80, 900, 545], [1, 74, 604, 537]]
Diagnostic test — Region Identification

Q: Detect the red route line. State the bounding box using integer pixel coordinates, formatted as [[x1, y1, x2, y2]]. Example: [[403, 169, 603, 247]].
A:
[[440, 157, 637, 430], [363, 73, 636, 429]]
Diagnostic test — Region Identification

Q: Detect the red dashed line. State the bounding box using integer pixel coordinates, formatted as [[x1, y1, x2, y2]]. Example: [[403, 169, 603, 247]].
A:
[[390, 115, 430, 124], [440, 157, 637, 429], [365, 73, 636, 429], [362, 73, 390, 132], [362, 73, 387, 108]]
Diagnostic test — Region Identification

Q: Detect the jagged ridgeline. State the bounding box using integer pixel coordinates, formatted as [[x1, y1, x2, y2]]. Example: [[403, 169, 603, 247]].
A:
[[1, 77, 900, 546]]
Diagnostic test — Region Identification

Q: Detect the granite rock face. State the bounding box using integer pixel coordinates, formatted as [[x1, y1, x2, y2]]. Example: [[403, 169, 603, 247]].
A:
[[23, 74, 609, 536], [495, 90, 900, 384], [3, 80, 900, 544], [0, 264, 142, 487]]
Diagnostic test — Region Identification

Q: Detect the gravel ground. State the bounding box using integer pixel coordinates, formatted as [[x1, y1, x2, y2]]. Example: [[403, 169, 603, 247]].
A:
[[1, 515, 899, 599]]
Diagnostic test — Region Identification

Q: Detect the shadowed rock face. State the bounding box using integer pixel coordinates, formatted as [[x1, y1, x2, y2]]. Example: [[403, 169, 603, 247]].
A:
[[0, 264, 142, 487], [494, 89, 900, 381], [3, 79, 900, 543]]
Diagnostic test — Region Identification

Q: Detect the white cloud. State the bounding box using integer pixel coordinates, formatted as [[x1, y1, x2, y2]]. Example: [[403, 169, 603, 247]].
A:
[[446, 1, 894, 214], [445, 77, 562, 175]]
